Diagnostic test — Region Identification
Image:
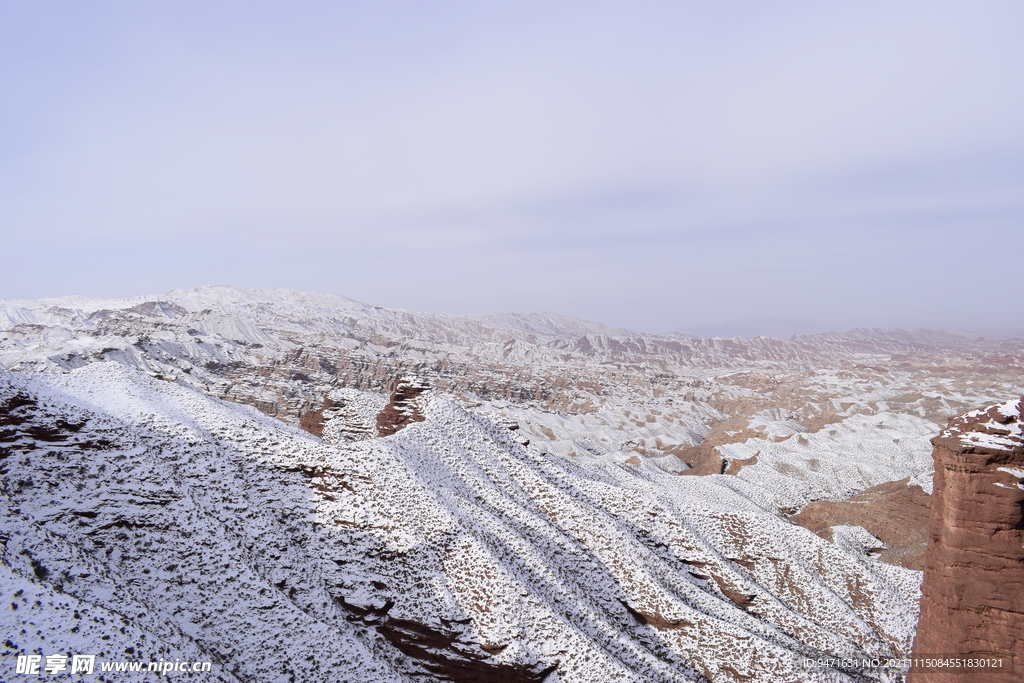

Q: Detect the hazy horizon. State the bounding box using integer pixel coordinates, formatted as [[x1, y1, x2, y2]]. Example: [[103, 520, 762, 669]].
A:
[[2, 2, 1022, 333], [4, 283, 1024, 340]]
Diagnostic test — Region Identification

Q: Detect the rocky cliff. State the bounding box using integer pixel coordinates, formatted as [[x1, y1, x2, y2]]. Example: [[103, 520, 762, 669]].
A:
[[909, 397, 1024, 681]]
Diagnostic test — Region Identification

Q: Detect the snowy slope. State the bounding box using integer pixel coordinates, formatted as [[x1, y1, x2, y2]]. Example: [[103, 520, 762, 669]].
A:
[[2, 286, 1023, 682], [2, 363, 920, 682]]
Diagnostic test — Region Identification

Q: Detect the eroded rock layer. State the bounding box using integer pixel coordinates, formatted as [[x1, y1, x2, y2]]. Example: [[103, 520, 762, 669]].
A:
[[909, 398, 1024, 682], [790, 479, 931, 570], [376, 378, 430, 437]]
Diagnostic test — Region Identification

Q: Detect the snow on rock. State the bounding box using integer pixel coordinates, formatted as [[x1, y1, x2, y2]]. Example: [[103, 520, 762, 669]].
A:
[[2, 364, 922, 682], [725, 412, 938, 506], [2, 286, 1023, 681], [909, 397, 1024, 682]]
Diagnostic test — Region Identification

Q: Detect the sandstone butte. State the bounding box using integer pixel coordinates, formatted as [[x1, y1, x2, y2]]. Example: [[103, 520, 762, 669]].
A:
[[909, 397, 1024, 682]]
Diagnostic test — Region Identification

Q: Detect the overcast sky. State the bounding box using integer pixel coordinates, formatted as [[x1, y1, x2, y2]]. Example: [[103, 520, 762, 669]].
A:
[[1, 1, 1021, 333]]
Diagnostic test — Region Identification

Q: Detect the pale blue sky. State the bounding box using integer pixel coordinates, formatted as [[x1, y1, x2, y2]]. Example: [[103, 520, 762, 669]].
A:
[[2, 1, 1022, 333]]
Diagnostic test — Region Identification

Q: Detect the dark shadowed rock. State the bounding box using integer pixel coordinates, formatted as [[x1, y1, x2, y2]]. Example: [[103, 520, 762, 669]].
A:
[[379, 617, 557, 683]]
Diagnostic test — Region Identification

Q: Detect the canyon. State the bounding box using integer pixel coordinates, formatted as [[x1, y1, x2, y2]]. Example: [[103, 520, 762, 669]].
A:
[[2, 286, 1023, 682]]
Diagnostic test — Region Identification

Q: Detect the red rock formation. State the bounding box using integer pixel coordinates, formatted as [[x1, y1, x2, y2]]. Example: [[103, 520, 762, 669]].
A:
[[909, 397, 1024, 682], [675, 417, 764, 476], [299, 396, 337, 437], [376, 378, 430, 437], [790, 478, 931, 570]]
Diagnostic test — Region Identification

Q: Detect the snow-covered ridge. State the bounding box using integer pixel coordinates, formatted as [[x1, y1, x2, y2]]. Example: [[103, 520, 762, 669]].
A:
[[2, 363, 921, 682], [2, 285, 1022, 682], [0, 286, 631, 342]]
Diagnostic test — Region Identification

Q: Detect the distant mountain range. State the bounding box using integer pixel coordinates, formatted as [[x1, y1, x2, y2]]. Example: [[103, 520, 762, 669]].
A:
[[676, 316, 1024, 341]]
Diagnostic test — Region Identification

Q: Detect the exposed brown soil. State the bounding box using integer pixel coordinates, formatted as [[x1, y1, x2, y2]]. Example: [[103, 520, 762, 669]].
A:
[[790, 478, 931, 570], [675, 443, 727, 476], [675, 417, 766, 476], [710, 574, 756, 609], [724, 453, 759, 476]]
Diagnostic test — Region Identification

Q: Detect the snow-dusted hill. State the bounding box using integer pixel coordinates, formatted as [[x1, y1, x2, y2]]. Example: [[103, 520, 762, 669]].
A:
[[3, 363, 920, 682], [2, 286, 1023, 682], [2, 286, 1019, 494]]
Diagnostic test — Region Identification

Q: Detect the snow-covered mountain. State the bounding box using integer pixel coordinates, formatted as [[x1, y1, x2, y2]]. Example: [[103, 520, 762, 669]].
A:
[[2, 286, 1023, 682]]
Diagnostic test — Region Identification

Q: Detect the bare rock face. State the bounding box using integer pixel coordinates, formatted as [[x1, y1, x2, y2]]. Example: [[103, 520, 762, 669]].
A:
[[302, 379, 432, 440], [790, 478, 931, 570], [909, 397, 1024, 682], [376, 378, 430, 437], [299, 396, 337, 437]]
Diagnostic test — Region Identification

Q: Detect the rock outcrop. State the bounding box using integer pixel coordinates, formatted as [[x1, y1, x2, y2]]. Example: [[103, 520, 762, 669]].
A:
[[376, 378, 430, 437], [790, 478, 931, 569], [300, 396, 338, 437], [909, 397, 1024, 682]]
